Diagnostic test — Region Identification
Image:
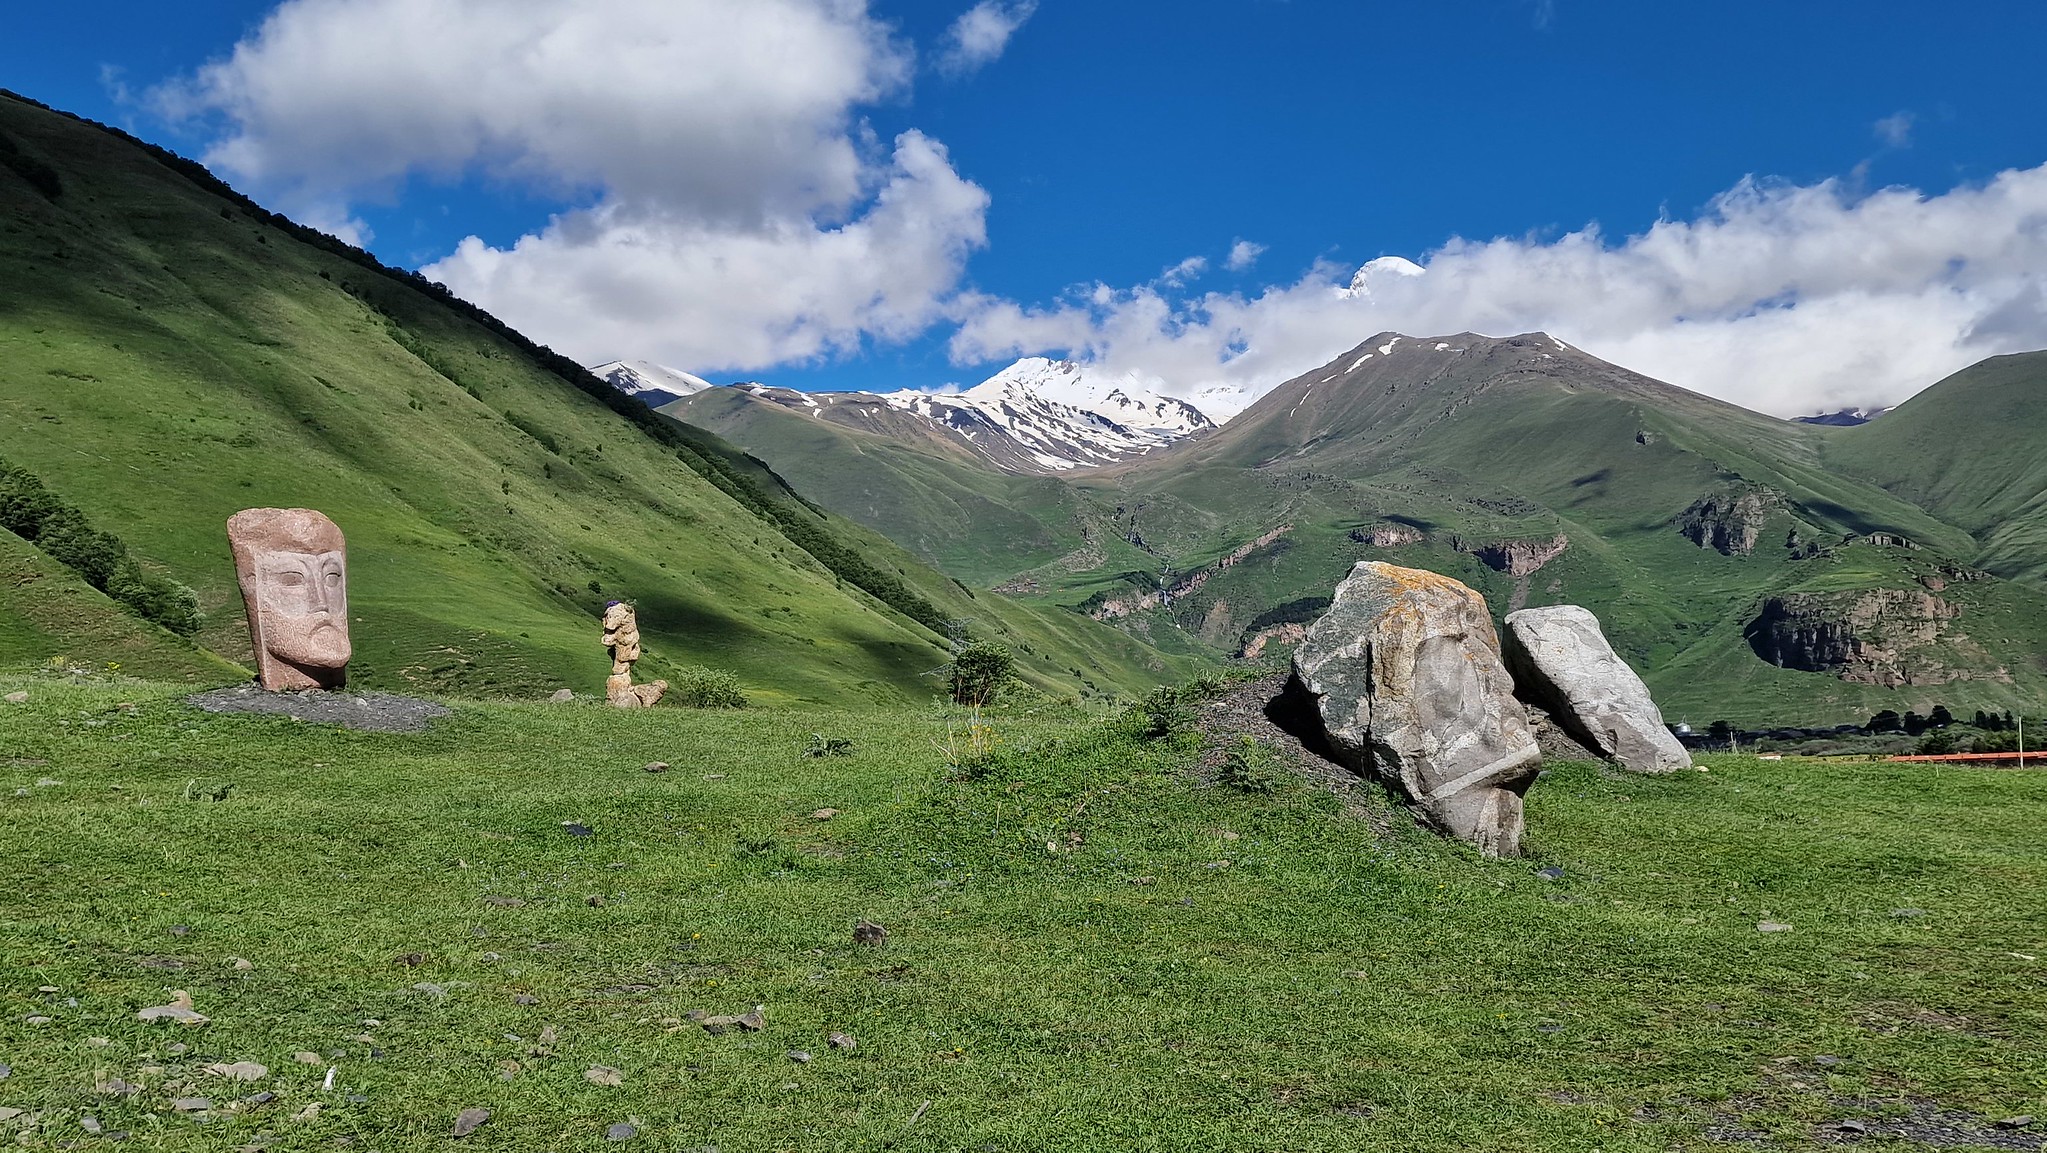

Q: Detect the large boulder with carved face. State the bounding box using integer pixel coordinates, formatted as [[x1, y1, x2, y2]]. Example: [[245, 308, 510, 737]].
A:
[[1503, 605, 1690, 773], [1290, 562, 1542, 857]]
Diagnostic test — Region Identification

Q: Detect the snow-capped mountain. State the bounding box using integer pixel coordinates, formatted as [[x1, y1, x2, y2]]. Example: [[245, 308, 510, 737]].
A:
[[964, 358, 1215, 436], [616, 355, 1223, 475], [589, 360, 715, 408]]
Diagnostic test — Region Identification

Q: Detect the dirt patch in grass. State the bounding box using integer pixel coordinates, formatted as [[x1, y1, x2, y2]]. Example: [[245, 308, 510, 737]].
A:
[[186, 682, 451, 732]]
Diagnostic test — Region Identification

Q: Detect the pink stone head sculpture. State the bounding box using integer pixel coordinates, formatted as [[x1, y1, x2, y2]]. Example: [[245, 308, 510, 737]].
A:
[[227, 508, 351, 691]]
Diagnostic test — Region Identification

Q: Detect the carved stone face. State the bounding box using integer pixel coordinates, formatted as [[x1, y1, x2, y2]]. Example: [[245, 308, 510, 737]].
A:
[[228, 508, 351, 691]]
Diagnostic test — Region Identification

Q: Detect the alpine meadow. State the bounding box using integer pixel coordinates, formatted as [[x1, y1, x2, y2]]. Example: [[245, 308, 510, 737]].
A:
[[4, 7, 2047, 1150]]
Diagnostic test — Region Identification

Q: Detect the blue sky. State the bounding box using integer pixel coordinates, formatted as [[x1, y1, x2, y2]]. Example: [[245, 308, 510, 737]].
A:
[[8, 1, 2047, 414]]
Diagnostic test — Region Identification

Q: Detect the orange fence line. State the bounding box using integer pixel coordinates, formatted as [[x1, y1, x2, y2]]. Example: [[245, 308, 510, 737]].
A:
[[1886, 751, 2035, 763]]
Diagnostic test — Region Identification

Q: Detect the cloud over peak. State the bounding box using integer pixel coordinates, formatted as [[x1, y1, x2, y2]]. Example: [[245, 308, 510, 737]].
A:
[[954, 165, 2047, 417]]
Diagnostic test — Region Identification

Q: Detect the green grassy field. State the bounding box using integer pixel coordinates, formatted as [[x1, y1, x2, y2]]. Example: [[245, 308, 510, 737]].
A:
[[2, 672, 2041, 1151]]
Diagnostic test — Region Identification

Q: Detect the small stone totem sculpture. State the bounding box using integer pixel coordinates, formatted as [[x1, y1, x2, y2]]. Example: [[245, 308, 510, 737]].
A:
[[601, 601, 667, 708]]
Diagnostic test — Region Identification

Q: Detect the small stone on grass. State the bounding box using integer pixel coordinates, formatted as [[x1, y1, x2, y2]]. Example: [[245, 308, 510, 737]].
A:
[[585, 1065, 624, 1087], [606, 1121, 637, 1141], [452, 1107, 490, 1137], [1757, 921, 1793, 933]]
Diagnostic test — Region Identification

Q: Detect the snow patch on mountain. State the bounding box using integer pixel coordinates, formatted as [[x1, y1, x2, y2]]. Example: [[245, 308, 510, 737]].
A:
[[589, 360, 714, 406]]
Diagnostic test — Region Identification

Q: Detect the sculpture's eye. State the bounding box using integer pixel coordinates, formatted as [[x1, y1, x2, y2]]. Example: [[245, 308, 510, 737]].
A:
[[326, 572, 342, 587], [276, 571, 306, 587]]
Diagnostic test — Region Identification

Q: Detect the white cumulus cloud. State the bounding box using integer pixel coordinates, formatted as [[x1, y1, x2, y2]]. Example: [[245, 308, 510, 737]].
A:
[[938, 0, 1038, 76], [953, 165, 2047, 417], [153, 0, 992, 373], [425, 131, 989, 369], [1226, 239, 1267, 272]]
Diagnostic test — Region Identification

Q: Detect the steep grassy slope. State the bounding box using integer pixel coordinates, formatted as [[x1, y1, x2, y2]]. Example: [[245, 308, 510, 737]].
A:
[[0, 92, 1186, 704], [665, 387, 1106, 585], [0, 530, 244, 682], [1822, 350, 2047, 587]]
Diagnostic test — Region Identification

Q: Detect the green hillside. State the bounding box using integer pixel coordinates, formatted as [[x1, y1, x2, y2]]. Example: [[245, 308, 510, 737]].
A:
[[1822, 350, 2047, 587], [0, 529, 244, 682], [0, 91, 1189, 704], [664, 386, 1106, 586], [681, 331, 2047, 726]]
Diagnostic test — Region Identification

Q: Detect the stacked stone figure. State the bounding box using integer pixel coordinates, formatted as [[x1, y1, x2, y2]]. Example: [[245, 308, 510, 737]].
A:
[[602, 602, 667, 709]]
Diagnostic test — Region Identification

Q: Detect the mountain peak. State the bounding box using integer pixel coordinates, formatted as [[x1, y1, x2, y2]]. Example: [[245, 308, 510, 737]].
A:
[[590, 360, 715, 406]]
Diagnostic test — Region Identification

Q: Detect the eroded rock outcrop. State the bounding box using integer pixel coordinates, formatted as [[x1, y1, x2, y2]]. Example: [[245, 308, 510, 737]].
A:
[[1677, 490, 1779, 555], [1291, 562, 1541, 857], [1461, 532, 1569, 577], [1745, 588, 2001, 687], [1503, 605, 1689, 773]]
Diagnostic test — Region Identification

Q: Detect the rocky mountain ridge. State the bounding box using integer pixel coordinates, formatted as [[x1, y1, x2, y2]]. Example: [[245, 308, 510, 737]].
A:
[[655, 357, 1219, 475]]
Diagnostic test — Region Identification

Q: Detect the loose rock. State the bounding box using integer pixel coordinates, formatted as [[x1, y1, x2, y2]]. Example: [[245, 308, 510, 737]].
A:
[[138, 991, 210, 1026], [827, 1031, 857, 1051], [549, 689, 575, 704], [642, 761, 669, 773], [452, 1107, 490, 1137], [1502, 605, 1691, 773], [4, 692, 26, 704], [585, 1065, 624, 1087], [1758, 921, 1793, 933], [607, 1121, 637, 1141], [787, 1050, 813, 1064], [1995, 1116, 2034, 1130], [854, 920, 888, 947], [172, 1097, 211, 1114], [203, 1062, 268, 1081], [1292, 562, 1541, 856]]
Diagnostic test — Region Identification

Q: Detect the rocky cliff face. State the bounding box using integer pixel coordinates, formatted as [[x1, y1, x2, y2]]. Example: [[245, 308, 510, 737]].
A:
[[1349, 522, 1426, 548], [1088, 525, 1293, 621], [1745, 588, 2007, 687], [1677, 490, 1780, 555], [1460, 532, 1569, 576]]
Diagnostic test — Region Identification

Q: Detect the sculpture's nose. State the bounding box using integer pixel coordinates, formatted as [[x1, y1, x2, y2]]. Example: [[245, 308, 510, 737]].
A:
[[311, 569, 343, 615]]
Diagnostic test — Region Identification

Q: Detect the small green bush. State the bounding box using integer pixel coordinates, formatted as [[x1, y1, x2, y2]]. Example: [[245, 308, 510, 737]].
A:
[[1218, 735, 1284, 794], [805, 734, 852, 758], [948, 640, 1013, 707], [669, 664, 747, 709], [1132, 686, 1195, 741]]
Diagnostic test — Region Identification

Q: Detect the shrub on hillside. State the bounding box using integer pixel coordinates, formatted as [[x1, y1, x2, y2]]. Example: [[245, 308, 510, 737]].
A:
[[0, 458, 202, 635], [948, 641, 1013, 707], [1132, 686, 1196, 741], [670, 664, 747, 709]]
